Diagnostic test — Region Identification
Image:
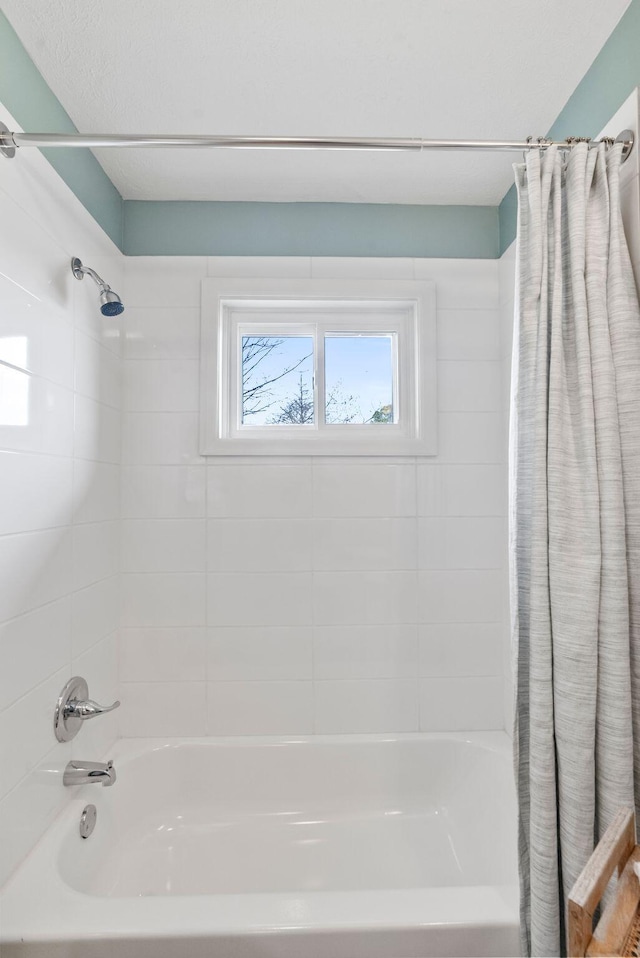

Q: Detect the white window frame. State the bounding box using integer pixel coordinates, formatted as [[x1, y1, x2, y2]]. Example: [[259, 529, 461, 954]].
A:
[[200, 278, 437, 456]]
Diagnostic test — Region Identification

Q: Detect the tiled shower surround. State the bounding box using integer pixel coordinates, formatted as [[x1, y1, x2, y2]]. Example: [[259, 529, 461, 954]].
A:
[[119, 256, 507, 737], [0, 104, 121, 885], [0, 96, 511, 886]]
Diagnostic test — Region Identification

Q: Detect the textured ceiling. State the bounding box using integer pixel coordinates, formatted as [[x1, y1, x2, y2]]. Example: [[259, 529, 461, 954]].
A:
[[1, 0, 632, 204]]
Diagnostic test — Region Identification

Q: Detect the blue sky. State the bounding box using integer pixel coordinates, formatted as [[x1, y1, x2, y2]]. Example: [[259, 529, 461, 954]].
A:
[[325, 336, 393, 422], [242, 334, 393, 425]]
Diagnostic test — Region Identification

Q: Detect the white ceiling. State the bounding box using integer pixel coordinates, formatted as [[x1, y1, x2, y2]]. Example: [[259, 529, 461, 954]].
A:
[[1, 0, 631, 205]]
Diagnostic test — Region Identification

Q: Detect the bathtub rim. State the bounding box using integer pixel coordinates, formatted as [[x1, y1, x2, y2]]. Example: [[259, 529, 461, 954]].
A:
[[103, 728, 512, 756]]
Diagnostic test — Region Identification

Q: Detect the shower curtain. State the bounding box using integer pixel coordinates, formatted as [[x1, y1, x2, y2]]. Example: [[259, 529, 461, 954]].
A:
[[511, 140, 640, 957]]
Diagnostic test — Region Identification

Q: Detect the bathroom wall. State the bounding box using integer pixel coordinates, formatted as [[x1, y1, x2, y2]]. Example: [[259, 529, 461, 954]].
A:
[[0, 103, 122, 885], [119, 256, 508, 736]]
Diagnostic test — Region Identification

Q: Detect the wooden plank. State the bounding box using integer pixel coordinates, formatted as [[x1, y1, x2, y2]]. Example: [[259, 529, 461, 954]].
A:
[[569, 898, 596, 958], [567, 808, 636, 957], [570, 809, 636, 912], [587, 846, 640, 956]]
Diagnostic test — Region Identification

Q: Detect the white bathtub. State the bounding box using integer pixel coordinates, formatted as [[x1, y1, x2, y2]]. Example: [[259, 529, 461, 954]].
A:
[[0, 732, 519, 957]]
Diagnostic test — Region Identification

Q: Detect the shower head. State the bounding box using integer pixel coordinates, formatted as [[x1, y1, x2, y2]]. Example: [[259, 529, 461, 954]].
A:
[[71, 257, 124, 317], [99, 288, 125, 317]]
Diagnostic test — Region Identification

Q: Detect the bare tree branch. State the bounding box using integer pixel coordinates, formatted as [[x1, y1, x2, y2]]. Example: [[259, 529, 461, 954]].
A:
[[241, 335, 313, 418], [269, 373, 314, 424]]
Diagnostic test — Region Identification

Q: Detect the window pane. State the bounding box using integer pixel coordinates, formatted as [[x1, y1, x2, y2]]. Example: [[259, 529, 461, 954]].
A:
[[241, 335, 314, 425], [325, 335, 394, 424]]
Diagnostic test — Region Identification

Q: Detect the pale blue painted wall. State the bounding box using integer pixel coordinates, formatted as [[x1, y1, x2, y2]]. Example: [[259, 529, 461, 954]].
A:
[[123, 200, 498, 258]]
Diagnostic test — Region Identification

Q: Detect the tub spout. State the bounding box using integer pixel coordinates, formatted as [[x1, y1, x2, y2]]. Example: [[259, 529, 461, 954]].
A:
[[63, 759, 116, 787]]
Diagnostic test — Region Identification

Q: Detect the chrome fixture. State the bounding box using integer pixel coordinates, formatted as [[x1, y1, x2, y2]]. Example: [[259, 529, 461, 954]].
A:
[[54, 676, 120, 743], [0, 123, 634, 163], [71, 257, 124, 317], [64, 760, 116, 788], [79, 804, 98, 839], [0, 122, 15, 159]]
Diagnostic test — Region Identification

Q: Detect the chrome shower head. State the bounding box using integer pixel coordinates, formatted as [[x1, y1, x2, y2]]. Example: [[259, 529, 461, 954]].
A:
[[99, 288, 125, 317], [71, 257, 124, 317]]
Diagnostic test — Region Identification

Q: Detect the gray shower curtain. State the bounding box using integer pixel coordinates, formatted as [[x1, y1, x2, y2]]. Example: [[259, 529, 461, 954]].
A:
[[511, 141, 640, 957]]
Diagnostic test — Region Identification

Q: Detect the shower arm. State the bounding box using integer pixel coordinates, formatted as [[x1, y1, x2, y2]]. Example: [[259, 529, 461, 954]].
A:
[[0, 125, 634, 162], [71, 258, 109, 291]]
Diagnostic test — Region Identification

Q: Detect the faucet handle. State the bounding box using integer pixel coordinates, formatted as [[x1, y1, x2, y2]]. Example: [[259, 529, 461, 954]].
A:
[[67, 698, 121, 720], [54, 677, 120, 743]]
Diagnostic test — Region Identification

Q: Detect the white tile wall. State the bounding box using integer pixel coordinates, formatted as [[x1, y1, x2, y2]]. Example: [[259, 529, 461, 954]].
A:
[[419, 676, 504, 731], [208, 572, 313, 627], [419, 623, 503, 676], [313, 571, 418, 625], [315, 679, 419, 734], [120, 254, 507, 737], [207, 681, 314, 735], [123, 308, 201, 359], [122, 359, 199, 412], [312, 519, 417, 571], [119, 681, 207, 737], [120, 628, 207, 682], [122, 573, 206, 627], [121, 411, 202, 465], [207, 627, 313, 681], [122, 519, 206, 572], [207, 519, 312, 572], [207, 462, 312, 517], [312, 461, 416, 517], [314, 625, 418, 679], [121, 465, 206, 518], [0, 102, 122, 886]]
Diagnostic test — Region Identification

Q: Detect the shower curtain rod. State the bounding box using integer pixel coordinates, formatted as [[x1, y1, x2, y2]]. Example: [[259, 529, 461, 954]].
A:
[[0, 124, 634, 161]]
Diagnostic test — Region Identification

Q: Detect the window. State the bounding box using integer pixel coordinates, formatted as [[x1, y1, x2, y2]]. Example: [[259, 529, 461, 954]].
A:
[[200, 278, 436, 456]]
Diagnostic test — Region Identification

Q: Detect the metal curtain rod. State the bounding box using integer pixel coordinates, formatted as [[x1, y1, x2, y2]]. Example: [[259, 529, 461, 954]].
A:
[[0, 124, 634, 161]]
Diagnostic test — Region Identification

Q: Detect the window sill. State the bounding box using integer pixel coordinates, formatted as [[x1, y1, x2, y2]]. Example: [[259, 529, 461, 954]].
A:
[[202, 436, 437, 457]]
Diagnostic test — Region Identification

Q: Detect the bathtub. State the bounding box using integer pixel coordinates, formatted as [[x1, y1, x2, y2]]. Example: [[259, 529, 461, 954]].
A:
[[0, 732, 519, 957]]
